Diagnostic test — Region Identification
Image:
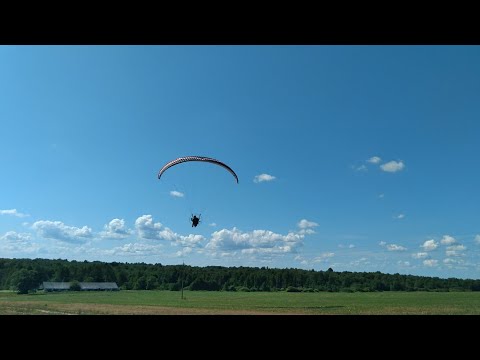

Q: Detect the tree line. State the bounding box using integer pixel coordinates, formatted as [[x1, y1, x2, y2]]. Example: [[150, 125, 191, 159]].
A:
[[1, 257, 480, 294]]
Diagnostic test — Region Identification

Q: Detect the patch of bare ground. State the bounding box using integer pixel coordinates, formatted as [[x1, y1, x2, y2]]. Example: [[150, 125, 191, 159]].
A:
[[0, 301, 305, 315]]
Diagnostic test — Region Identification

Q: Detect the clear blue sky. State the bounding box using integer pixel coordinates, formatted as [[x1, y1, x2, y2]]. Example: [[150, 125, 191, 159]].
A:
[[1, 46, 479, 279]]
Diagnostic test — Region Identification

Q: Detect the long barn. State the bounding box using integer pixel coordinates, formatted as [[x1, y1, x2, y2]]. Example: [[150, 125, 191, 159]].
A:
[[42, 282, 119, 292]]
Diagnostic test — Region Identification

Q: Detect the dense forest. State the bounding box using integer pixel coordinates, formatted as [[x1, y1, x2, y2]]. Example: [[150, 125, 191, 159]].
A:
[[2, 257, 480, 294]]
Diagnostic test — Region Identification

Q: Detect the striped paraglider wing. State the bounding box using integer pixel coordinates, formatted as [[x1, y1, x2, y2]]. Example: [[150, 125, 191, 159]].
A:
[[157, 156, 239, 183]]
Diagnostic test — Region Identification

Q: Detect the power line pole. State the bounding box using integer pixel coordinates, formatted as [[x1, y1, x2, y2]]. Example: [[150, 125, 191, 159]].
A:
[[181, 261, 185, 300]]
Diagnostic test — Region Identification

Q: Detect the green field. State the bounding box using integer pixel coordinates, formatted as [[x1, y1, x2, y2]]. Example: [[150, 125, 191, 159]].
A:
[[1, 290, 480, 315]]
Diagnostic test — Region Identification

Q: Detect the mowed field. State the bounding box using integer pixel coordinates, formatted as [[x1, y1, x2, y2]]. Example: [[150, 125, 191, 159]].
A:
[[1, 290, 480, 315]]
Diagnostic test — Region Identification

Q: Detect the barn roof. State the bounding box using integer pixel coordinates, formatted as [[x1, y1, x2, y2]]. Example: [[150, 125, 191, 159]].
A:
[[43, 282, 70, 290], [80, 282, 119, 290]]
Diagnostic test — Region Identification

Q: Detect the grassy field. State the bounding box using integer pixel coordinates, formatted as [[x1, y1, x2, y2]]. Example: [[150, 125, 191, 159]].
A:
[[1, 290, 480, 315]]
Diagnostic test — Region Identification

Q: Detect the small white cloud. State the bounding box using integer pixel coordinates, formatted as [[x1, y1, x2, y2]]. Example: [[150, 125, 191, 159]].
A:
[[421, 239, 438, 251], [397, 260, 410, 266], [170, 190, 184, 198], [0, 231, 39, 253], [394, 214, 405, 219], [355, 165, 368, 172], [176, 247, 193, 257], [253, 173, 276, 183], [348, 244, 355, 249], [110, 242, 164, 257], [380, 160, 405, 173], [379, 241, 407, 251], [367, 156, 381, 164], [446, 244, 466, 251], [0, 209, 29, 218], [440, 235, 456, 245], [443, 258, 465, 265], [378, 193, 385, 199], [313, 252, 334, 262], [209, 223, 217, 227], [298, 219, 319, 229], [412, 252, 428, 259], [423, 259, 438, 267], [445, 244, 467, 257], [386, 244, 407, 251], [474, 235, 480, 244], [100, 218, 131, 239], [32, 220, 92, 244], [135, 215, 205, 246]]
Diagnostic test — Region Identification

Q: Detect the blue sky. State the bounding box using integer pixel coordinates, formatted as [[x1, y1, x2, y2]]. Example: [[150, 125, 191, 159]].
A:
[[1, 45, 480, 279]]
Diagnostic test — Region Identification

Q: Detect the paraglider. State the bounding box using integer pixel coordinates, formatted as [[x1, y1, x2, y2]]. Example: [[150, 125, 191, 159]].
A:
[[158, 156, 238, 227], [158, 156, 239, 183], [191, 214, 201, 227]]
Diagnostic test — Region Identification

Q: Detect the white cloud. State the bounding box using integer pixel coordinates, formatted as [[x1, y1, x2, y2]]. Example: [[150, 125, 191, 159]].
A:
[[313, 252, 334, 262], [176, 247, 193, 257], [423, 259, 438, 267], [412, 252, 428, 259], [386, 244, 407, 251], [100, 219, 131, 239], [379, 241, 407, 251], [397, 260, 411, 267], [253, 173, 276, 183], [339, 244, 355, 249], [32, 220, 93, 243], [445, 244, 466, 257], [394, 214, 405, 219], [443, 258, 465, 267], [110, 242, 164, 257], [380, 160, 405, 173], [135, 215, 205, 247], [367, 156, 381, 164], [447, 244, 466, 251], [355, 165, 367, 172], [205, 227, 305, 256], [170, 190, 184, 198], [440, 235, 456, 245], [0, 209, 29, 218], [297, 219, 319, 235], [298, 219, 319, 229], [421, 239, 438, 251], [378, 193, 385, 199], [0, 231, 40, 253], [209, 223, 217, 227], [474, 235, 480, 244]]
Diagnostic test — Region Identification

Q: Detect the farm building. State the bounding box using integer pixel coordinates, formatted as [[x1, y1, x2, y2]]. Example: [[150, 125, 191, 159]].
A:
[[42, 282, 119, 292]]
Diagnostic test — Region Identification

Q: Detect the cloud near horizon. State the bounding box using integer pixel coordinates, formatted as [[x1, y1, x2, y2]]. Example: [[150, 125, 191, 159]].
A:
[[0, 231, 39, 253], [204, 219, 317, 258], [32, 220, 93, 244], [100, 219, 131, 239], [135, 215, 205, 247]]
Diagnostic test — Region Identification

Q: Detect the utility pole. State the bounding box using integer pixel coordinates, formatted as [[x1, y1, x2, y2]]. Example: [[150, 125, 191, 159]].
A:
[[181, 261, 185, 300]]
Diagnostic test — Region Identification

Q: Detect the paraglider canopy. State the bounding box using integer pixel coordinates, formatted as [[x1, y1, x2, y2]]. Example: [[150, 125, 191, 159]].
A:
[[158, 156, 239, 183]]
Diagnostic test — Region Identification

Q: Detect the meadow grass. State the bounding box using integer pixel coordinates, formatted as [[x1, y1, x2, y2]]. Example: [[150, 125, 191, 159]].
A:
[[1, 290, 480, 315]]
